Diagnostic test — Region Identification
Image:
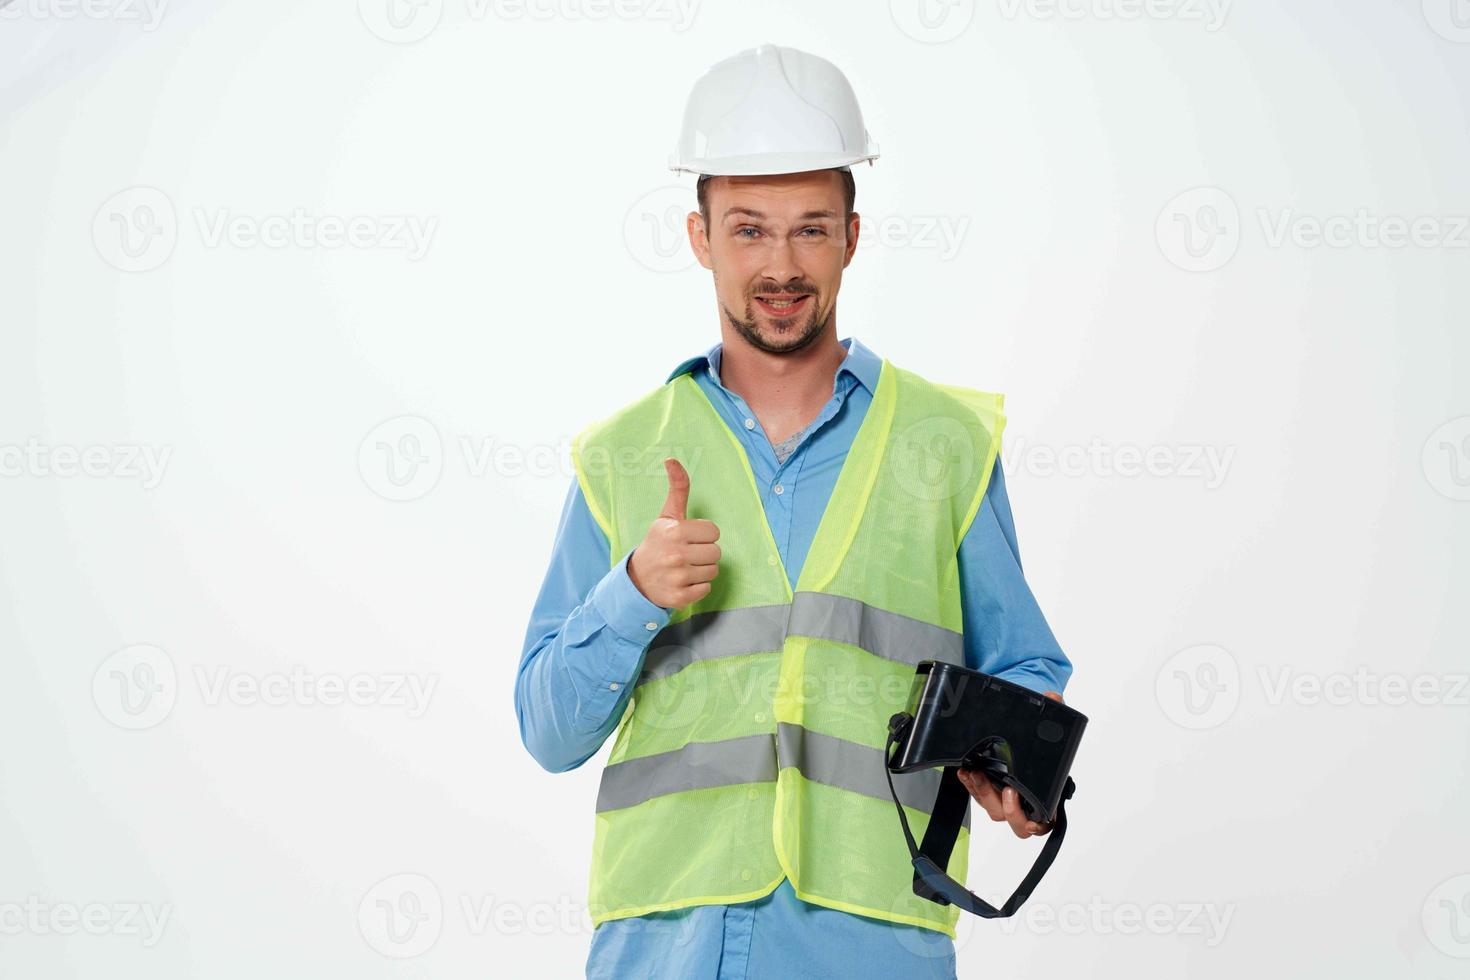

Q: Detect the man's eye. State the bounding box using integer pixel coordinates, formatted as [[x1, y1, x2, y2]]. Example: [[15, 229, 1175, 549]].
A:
[[736, 227, 760, 238], [798, 227, 827, 238]]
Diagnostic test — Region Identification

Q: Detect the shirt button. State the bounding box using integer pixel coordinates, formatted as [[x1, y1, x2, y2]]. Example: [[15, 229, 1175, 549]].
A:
[[609, 682, 620, 691], [773, 484, 784, 495], [755, 712, 766, 723], [766, 555, 777, 566], [741, 869, 752, 881], [644, 622, 658, 631], [744, 418, 755, 430], [747, 787, 759, 801]]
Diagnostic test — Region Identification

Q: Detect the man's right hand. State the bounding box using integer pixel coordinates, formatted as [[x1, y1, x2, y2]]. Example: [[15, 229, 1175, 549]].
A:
[[628, 458, 722, 610]]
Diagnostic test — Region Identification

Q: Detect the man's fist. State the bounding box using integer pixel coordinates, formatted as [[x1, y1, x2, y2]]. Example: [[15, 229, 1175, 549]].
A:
[[628, 458, 722, 610]]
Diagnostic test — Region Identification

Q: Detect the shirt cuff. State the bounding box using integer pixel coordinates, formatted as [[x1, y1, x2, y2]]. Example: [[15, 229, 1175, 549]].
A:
[[591, 550, 673, 646], [993, 663, 1066, 698]]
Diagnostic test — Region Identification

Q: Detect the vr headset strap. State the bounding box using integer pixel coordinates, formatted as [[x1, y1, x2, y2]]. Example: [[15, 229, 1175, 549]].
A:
[[884, 718, 1074, 919]]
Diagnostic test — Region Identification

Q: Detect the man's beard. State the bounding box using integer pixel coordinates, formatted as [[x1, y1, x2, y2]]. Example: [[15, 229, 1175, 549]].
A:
[[721, 290, 830, 355]]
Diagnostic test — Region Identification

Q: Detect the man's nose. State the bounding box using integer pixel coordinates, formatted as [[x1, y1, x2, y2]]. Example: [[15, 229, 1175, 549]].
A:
[[759, 237, 802, 284]]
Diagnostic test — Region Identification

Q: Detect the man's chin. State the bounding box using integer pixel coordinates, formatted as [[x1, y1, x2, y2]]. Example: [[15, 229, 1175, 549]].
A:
[[757, 312, 821, 342], [724, 301, 827, 353], [760, 319, 804, 339], [752, 327, 810, 352]]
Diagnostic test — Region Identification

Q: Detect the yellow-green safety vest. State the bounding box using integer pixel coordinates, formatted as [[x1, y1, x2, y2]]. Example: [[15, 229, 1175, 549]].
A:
[[571, 357, 1005, 937]]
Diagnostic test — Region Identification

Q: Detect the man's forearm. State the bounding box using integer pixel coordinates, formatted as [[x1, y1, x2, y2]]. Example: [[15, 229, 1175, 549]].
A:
[[515, 478, 673, 772]]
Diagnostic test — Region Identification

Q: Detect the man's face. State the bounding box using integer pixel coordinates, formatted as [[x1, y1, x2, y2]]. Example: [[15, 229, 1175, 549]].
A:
[[689, 170, 861, 355]]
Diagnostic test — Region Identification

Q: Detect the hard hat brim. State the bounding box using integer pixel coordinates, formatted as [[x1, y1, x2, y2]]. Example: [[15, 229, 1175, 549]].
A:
[[671, 150, 879, 178]]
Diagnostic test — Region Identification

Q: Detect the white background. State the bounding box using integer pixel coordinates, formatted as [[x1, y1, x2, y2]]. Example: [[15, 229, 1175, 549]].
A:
[[2, 0, 1468, 977]]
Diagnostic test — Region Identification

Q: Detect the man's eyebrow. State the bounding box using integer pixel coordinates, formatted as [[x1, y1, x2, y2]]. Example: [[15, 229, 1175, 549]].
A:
[[722, 207, 839, 221]]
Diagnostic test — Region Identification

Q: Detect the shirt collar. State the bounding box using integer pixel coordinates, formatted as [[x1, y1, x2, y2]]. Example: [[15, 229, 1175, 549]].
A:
[[664, 336, 882, 395]]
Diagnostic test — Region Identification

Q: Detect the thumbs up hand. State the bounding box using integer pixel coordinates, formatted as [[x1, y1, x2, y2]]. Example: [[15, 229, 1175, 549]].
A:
[[628, 458, 722, 610]]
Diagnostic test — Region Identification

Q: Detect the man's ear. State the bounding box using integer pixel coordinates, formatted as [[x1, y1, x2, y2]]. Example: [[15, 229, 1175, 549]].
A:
[[688, 211, 713, 270], [843, 212, 861, 267]]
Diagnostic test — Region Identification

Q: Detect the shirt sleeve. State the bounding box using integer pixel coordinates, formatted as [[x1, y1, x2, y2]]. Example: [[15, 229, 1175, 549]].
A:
[[514, 477, 673, 773], [958, 459, 1074, 697]]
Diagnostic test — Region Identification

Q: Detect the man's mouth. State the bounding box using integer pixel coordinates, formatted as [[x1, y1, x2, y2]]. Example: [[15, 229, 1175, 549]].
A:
[[753, 294, 811, 318]]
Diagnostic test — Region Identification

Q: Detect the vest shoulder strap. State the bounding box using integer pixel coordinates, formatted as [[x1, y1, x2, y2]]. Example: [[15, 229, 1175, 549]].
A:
[[933, 383, 1005, 431], [570, 380, 681, 557], [901, 372, 1008, 544]]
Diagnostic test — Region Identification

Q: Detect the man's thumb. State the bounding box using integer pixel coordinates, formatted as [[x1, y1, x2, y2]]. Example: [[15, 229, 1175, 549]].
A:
[[660, 457, 690, 520]]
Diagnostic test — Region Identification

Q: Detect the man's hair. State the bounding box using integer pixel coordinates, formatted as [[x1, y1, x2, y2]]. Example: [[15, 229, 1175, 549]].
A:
[[697, 168, 857, 232]]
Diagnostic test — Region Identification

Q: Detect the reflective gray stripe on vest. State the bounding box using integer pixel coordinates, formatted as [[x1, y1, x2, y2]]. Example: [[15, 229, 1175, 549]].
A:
[[775, 722, 971, 830], [596, 733, 776, 813], [639, 604, 790, 685], [787, 592, 964, 669], [596, 727, 969, 830], [639, 593, 963, 687]]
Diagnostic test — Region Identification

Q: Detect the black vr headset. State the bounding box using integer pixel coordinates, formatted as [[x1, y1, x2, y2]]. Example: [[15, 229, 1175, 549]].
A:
[[884, 661, 1087, 919]]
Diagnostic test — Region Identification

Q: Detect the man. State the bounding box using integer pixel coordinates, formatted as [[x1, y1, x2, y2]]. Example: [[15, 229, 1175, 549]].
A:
[[515, 44, 1072, 980]]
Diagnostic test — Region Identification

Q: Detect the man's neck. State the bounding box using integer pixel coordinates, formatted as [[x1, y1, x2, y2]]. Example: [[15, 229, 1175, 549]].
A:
[[717, 324, 847, 444]]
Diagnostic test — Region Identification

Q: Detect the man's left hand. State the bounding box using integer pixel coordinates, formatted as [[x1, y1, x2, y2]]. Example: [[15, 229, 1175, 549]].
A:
[[956, 690, 1063, 840]]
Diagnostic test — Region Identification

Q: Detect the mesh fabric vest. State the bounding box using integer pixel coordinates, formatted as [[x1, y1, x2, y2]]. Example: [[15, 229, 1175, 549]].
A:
[[571, 357, 1005, 937]]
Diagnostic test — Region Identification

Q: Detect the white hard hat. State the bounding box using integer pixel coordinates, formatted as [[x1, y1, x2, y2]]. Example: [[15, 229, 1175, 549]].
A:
[[669, 44, 880, 178]]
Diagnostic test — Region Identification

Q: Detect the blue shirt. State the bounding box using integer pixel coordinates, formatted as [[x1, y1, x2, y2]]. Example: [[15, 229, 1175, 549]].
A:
[[515, 337, 1072, 980]]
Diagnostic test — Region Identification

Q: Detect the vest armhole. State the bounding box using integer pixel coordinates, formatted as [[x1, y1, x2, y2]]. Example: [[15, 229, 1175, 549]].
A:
[[571, 432, 617, 566], [936, 384, 1007, 547]]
